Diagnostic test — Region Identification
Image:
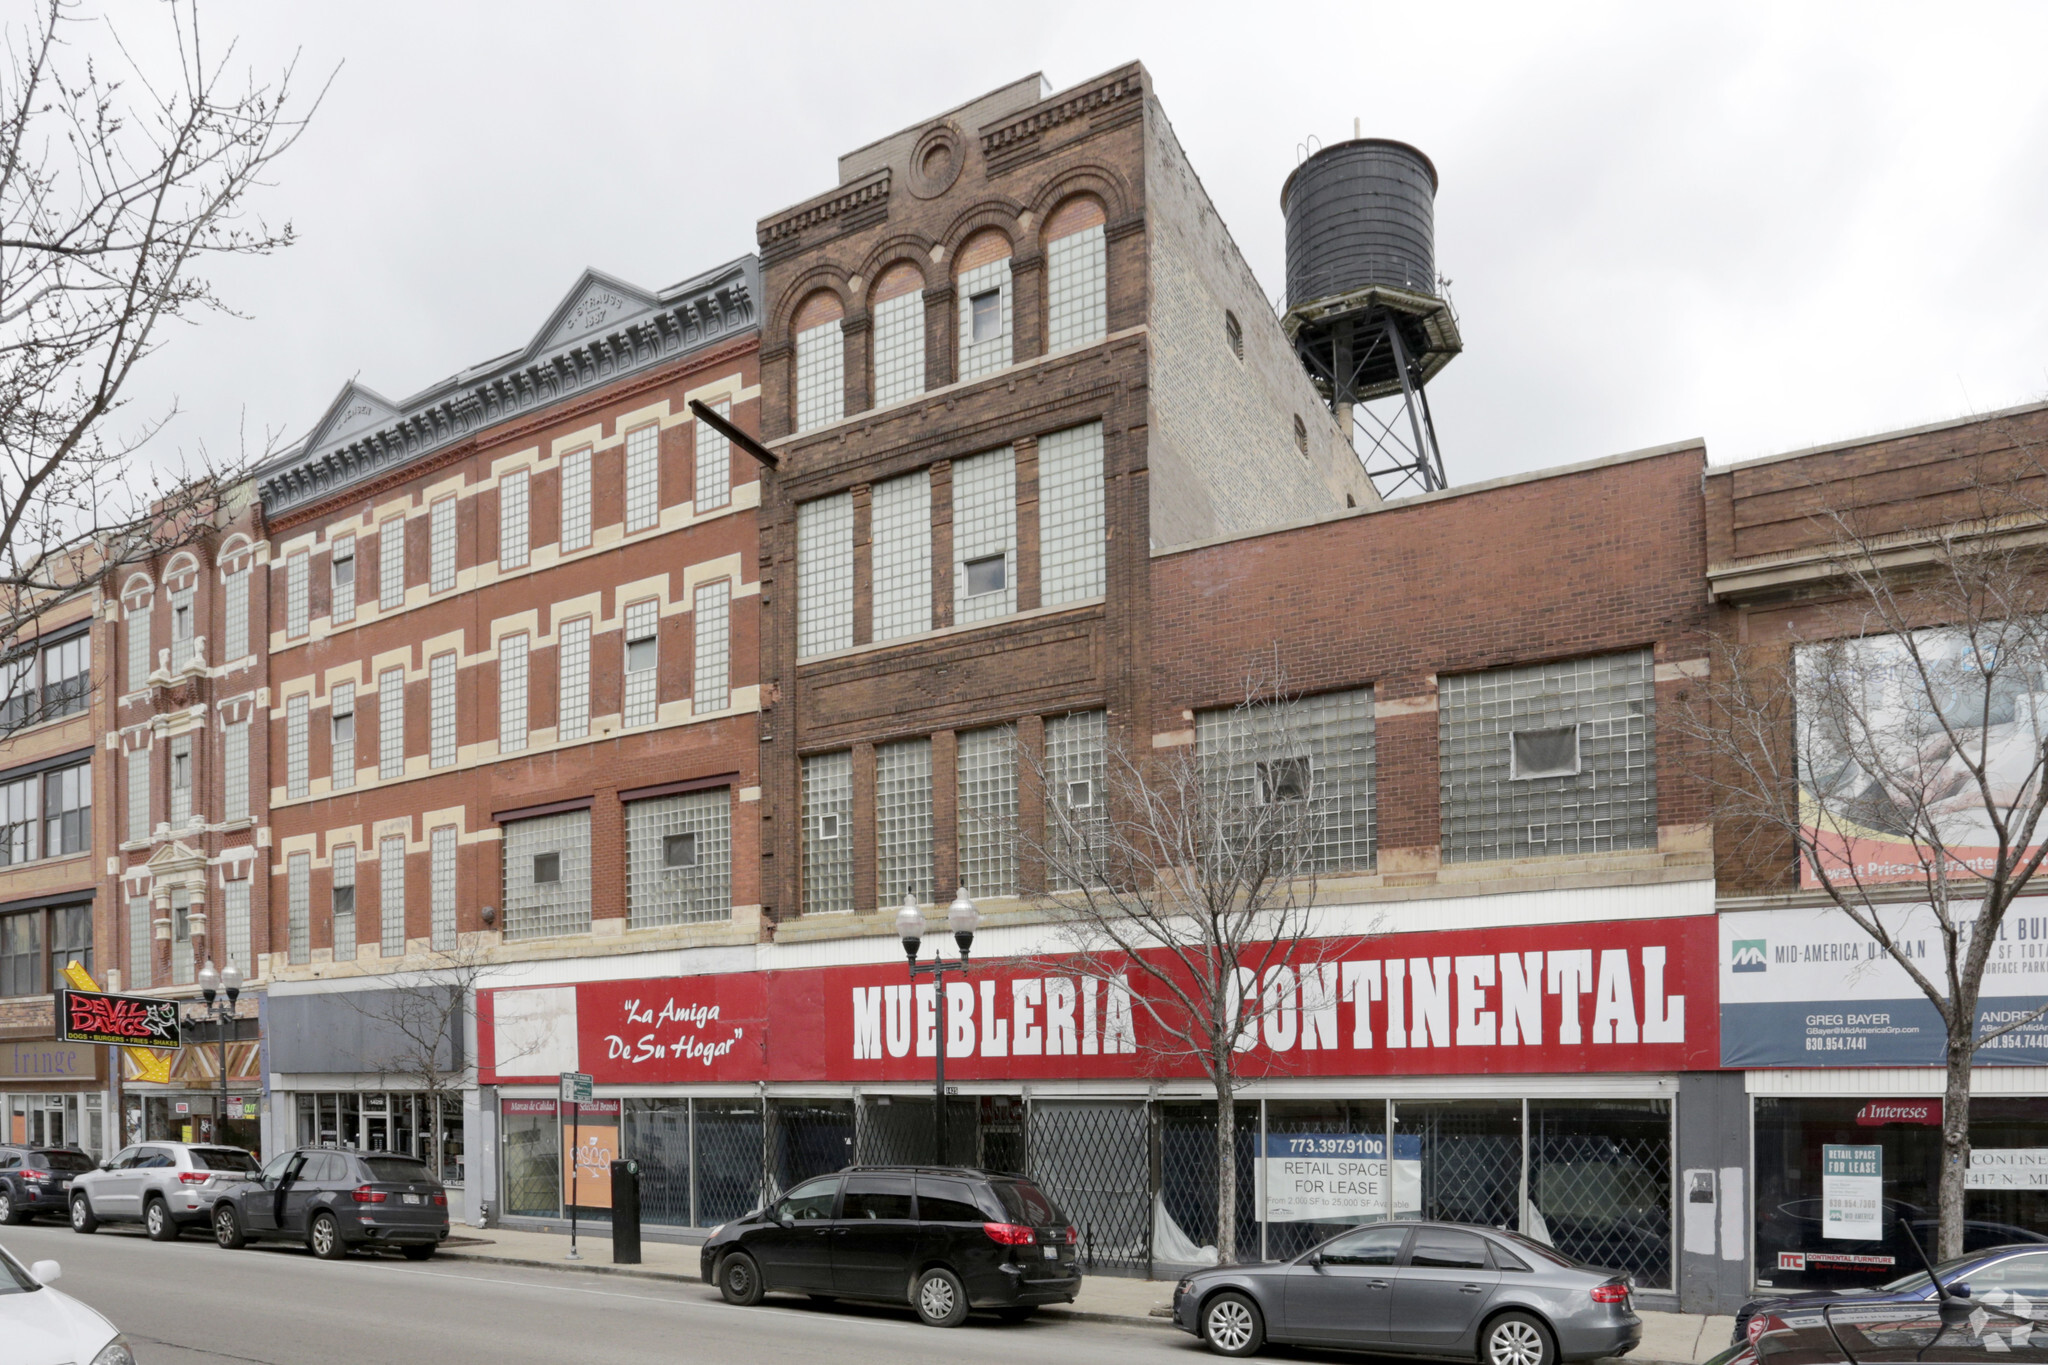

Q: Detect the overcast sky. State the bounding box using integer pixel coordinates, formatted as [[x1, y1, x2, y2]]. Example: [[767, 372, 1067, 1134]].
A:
[[98, 1, 2048, 490]]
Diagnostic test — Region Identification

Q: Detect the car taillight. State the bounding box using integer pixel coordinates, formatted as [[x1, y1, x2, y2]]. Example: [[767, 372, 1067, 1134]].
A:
[[352, 1185, 388, 1203], [1063, 1225, 1078, 1245], [1590, 1282, 1629, 1304], [178, 1172, 212, 1185], [983, 1222, 1036, 1245], [21, 1172, 43, 1184], [432, 1194, 447, 1206]]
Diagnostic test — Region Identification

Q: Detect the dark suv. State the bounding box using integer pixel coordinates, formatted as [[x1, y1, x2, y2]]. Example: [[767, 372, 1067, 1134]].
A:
[[700, 1165, 1080, 1327], [0, 1145, 96, 1224], [210, 1147, 449, 1260]]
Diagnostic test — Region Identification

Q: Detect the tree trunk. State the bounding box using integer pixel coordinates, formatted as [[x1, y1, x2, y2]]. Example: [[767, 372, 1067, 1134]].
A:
[[1215, 1079, 1238, 1265], [1939, 1026, 1973, 1261]]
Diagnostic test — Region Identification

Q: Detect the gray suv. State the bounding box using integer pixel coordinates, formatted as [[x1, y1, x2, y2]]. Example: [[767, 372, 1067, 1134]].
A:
[[68, 1142, 260, 1241]]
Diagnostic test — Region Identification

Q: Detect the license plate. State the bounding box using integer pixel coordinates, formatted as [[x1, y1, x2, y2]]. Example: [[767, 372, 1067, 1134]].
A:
[[402, 1193, 423, 1205], [1043, 1245, 1058, 1259]]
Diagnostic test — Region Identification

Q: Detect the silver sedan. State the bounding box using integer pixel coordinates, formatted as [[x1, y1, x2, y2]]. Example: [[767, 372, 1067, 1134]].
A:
[[1171, 1220, 1642, 1364]]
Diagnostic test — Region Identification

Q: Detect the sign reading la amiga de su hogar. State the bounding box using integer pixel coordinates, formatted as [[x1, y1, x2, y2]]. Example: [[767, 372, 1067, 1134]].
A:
[[477, 916, 1717, 1085]]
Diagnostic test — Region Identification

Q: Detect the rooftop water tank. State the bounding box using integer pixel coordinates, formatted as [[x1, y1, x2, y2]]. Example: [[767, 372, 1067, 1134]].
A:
[[1280, 138, 1439, 306]]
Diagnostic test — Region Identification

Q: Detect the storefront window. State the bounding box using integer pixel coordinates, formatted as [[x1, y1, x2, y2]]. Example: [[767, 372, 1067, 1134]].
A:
[[1263, 1099, 1394, 1260], [1397, 1100, 1525, 1230], [623, 1098, 689, 1227], [693, 1099, 764, 1225], [1529, 1099, 1671, 1291], [502, 1098, 561, 1218], [5, 1092, 101, 1154], [292, 1090, 462, 1183]]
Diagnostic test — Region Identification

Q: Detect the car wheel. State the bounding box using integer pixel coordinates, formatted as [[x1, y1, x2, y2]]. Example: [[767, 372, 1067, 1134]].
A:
[[0, 1188, 21, 1225], [401, 1245, 435, 1261], [1202, 1292, 1266, 1357], [214, 1204, 247, 1249], [718, 1251, 764, 1306], [69, 1194, 98, 1233], [309, 1212, 347, 1260], [996, 1306, 1037, 1324], [914, 1267, 970, 1328], [146, 1197, 181, 1241], [1482, 1312, 1555, 1365]]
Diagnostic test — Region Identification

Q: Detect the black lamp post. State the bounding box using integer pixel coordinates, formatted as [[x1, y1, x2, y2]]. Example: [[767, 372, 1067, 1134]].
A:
[[195, 959, 243, 1144], [896, 888, 979, 1166]]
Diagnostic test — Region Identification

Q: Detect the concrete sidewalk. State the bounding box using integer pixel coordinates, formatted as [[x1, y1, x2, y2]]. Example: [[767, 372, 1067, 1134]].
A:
[[432, 1226, 1734, 1362]]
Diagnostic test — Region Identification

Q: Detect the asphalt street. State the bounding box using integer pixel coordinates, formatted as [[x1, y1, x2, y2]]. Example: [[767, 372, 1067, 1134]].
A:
[[0, 1218, 1199, 1365]]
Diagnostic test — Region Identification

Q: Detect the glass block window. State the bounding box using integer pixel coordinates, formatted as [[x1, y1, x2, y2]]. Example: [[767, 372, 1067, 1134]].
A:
[[286, 694, 309, 799], [168, 888, 192, 986], [167, 735, 192, 825], [378, 667, 406, 780], [802, 751, 853, 914], [1046, 224, 1107, 352], [332, 843, 357, 963], [225, 567, 250, 653], [557, 616, 591, 740], [1045, 709, 1107, 889], [624, 423, 661, 532], [876, 737, 933, 906], [430, 825, 457, 951], [561, 447, 592, 552], [223, 878, 250, 977], [499, 468, 530, 570], [329, 537, 355, 625], [170, 591, 196, 671], [379, 833, 407, 956], [956, 256, 1013, 382], [797, 492, 854, 658], [43, 761, 89, 854], [379, 517, 406, 611], [224, 720, 250, 819], [128, 895, 151, 987], [126, 746, 149, 843], [953, 447, 1016, 624], [287, 852, 311, 964], [286, 555, 309, 638], [127, 606, 150, 689], [872, 287, 925, 407], [430, 497, 457, 593], [794, 321, 845, 432], [430, 652, 457, 767], [623, 599, 659, 728], [957, 725, 1017, 898], [871, 470, 931, 642], [694, 400, 731, 514], [499, 632, 528, 753], [1039, 421, 1106, 605], [1196, 687, 1377, 875], [1439, 649, 1657, 863], [627, 789, 731, 928], [693, 581, 730, 713], [504, 809, 591, 941], [329, 685, 354, 793]]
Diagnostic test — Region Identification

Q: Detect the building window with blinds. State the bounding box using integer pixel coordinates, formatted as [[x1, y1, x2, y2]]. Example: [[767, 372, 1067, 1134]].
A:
[[802, 751, 853, 914], [1044, 196, 1108, 352], [379, 834, 406, 956], [871, 470, 931, 642], [627, 789, 731, 928], [498, 633, 528, 753], [876, 737, 934, 906], [792, 292, 845, 432], [953, 448, 1016, 624], [557, 617, 591, 741], [499, 468, 530, 570], [378, 667, 406, 780], [624, 424, 661, 532], [1038, 421, 1106, 605], [693, 582, 730, 714], [503, 810, 591, 941], [871, 262, 926, 407], [797, 493, 853, 658]]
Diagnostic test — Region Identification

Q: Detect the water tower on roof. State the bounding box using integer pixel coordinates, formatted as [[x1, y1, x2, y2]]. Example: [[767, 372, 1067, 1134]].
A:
[[1281, 135, 1461, 498]]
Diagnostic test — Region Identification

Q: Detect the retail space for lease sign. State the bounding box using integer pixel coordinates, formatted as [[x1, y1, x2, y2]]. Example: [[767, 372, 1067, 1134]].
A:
[[1259, 1132, 1421, 1223], [1720, 902, 2048, 1067]]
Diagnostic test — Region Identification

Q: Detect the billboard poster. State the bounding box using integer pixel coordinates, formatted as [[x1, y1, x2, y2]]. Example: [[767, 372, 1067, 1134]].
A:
[[55, 988, 180, 1049], [1720, 902, 2048, 1066], [1821, 1145, 1882, 1240]]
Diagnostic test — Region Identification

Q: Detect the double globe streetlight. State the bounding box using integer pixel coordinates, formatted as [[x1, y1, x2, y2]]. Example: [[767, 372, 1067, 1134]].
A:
[[194, 960, 244, 1145], [895, 888, 979, 1166]]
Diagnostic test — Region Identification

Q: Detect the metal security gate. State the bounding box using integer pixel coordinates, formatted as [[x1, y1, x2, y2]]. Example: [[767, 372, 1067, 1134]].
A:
[[1027, 1100, 1150, 1275], [1157, 1102, 1258, 1269]]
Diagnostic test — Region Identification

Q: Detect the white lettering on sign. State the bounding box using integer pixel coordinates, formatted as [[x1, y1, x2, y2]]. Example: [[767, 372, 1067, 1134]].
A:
[[851, 974, 1140, 1061], [602, 994, 744, 1069]]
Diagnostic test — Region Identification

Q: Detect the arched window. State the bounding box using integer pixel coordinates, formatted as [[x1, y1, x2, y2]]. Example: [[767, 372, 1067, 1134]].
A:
[[792, 291, 845, 432], [1044, 195, 1107, 352], [870, 262, 926, 407], [954, 229, 1013, 382]]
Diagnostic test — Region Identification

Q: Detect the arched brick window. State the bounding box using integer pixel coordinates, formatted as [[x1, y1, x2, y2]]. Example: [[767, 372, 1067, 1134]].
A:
[[792, 290, 845, 432], [870, 262, 926, 407], [1044, 194, 1107, 352], [954, 229, 1013, 382]]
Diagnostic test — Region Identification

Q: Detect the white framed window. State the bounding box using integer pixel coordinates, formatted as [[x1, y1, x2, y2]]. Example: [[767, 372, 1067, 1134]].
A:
[[378, 666, 406, 780], [802, 750, 853, 914], [430, 825, 457, 951], [557, 617, 591, 740], [499, 468, 530, 570], [430, 497, 457, 593], [224, 568, 249, 656], [1038, 421, 1107, 605], [624, 423, 661, 532], [285, 694, 309, 800], [127, 606, 151, 689], [693, 580, 730, 713], [796, 492, 854, 658], [287, 852, 311, 965], [953, 447, 1016, 623], [871, 470, 931, 641], [498, 632, 528, 753], [224, 720, 250, 821], [1045, 215, 1108, 352], [430, 651, 457, 767], [126, 746, 150, 843], [379, 833, 406, 956], [285, 556, 309, 639], [956, 253, 1013, 382], [694, 401, 731, 514], [329, 684, 354, 792], [560, 447, 592, 552], [871, 268, 926, 406], [794, 320, 845, 432], [623, 600, 659, 728], [379, 516, 406, 611], [330, 536, 356, 624], [332, 843, 357, 962]]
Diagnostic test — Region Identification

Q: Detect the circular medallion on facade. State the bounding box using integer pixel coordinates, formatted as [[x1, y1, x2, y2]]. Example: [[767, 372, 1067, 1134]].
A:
[[907, 123, 964, 200]]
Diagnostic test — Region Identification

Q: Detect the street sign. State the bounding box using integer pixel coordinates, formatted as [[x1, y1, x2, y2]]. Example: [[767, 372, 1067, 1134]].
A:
[[559, 1071, 593, 1104], [55, 988, 181, 1048]]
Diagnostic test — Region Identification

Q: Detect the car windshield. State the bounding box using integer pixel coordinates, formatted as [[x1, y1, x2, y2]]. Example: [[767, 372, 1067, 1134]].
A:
[[993, 1179, 1065, 1226], [33, 1150, 94, 1173], [363, 1157, 431, 1184], [191, 1148, 259, 1173], [1878, 1254, 1980, 1293], [0, 1245, 40, 1295]]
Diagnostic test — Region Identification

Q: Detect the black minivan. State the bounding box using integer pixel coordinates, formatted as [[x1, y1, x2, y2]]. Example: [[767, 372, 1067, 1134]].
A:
[[700, 1166, 1080, 1327]]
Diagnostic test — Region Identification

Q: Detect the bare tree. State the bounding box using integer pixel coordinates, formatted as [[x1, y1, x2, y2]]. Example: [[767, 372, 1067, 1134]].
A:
[[343, 944, 501, 1174], [0, 0, 322, 729], [1020, 666, 1354, 1264], [1682, 442, 2048, 1258]]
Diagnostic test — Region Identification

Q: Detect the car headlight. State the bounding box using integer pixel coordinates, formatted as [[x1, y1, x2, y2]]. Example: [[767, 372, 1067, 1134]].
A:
[[705, 1224, 726, 1241], [91, 1336, 137, 1365]]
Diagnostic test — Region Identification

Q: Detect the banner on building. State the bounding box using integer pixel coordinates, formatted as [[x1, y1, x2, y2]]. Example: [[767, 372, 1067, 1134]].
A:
[[55, 988, 181, 1049], [480, 914, 1718, 1085], [1721, 903, 2048, 1066]]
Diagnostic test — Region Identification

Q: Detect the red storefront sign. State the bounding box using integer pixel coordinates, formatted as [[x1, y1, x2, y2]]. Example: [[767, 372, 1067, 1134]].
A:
[[478, 915, 1719, 1085], [1856, 1100, 1942, 1126]]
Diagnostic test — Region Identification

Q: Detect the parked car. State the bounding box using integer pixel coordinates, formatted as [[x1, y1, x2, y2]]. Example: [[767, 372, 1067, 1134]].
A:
[[210, 1147, 449, 1260], [1753, 1300, 2048, 1365], [1171, 1219, 1642, 1363], [1734, 1243, 2048, 1347], [0, 1240, 133, 1365], [67, 1142, 260, 1241], [0, 1146, 97, 1225], [699, 1165, 1081, 1327]]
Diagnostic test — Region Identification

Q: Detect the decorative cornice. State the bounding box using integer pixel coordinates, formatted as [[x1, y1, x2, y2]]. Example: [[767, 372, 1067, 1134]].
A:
[[758, 171, 891, 256], [980, 71, 1144, 157], [257, 257, 760, 517]]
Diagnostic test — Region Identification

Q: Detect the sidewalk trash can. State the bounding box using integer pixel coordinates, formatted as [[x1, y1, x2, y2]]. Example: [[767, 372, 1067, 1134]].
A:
[[611, 1159, 641, 1265]]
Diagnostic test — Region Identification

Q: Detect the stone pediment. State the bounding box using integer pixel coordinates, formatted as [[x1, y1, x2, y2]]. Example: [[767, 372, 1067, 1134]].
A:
[[535, 270, 660, 352], [144, 839, 207, 881], [306, 382, 402, 454]]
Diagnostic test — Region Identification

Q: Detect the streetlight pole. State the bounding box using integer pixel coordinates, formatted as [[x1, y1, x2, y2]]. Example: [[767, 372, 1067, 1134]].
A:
[[896, 889, 979, 1167], [196, 960, 243, 1145]]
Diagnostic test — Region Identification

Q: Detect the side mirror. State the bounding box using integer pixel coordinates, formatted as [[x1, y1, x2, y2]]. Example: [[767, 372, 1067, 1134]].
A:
[[29, 1260, 60, 1285], [1306, 1251, 1324, 1269], [99, 1159, 113, 1171]]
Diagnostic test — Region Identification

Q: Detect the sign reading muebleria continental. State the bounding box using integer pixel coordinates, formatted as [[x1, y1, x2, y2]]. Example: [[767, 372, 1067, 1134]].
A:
[[55, 988, 181, 1049], [1720, 902, 2048, 1066]]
